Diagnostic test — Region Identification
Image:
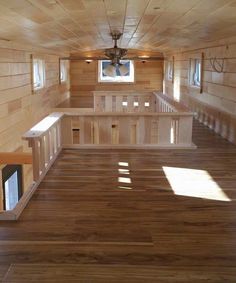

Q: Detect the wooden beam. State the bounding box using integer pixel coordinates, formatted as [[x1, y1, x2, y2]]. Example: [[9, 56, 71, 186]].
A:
[[60, 56, 164, 61], [0, 152, 32, 164]]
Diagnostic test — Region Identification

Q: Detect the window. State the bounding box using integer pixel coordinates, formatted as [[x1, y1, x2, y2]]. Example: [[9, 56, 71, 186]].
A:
[[60, 60, 67, 83], [33, 58, 45, 90], [98, 60, 134, 83], [189, 58, 201, 87], [167, 61, 173, 81], [2, 165, 23, 210]]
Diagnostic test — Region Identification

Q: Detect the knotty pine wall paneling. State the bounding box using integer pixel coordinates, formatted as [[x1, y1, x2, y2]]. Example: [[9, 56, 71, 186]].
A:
[[0, 43, 70, 209], [70, 60, 163, 97], [164, 42, 236, 144]]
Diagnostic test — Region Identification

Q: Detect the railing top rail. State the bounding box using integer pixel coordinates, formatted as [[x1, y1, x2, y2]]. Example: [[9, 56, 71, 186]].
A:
[[63, 112, 194, 117], [0, 152, 32, 164], [154, 92, 190, 113], [23, 112, 64, 139], [93, 91, 153, 96]]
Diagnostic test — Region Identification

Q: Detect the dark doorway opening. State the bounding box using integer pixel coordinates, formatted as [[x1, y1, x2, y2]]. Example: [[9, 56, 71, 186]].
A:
[[2, 165, 23, 210]]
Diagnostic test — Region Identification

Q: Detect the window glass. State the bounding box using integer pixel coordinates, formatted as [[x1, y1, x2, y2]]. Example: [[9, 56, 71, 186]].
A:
[[60, 60, 67, 82], [189, 58, 201, 87], [98, 60, 134, 83], [168, 61, 173, 81], [33, 59, 45, 90], [193, 59, 201, 86]]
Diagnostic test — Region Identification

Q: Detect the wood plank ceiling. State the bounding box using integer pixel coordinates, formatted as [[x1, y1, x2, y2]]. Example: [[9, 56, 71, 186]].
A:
[[0, 0, 236, 55]]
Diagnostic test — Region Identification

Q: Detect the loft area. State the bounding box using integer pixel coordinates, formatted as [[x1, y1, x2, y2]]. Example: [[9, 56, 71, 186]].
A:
[[0, 1, 236, 281], [0, 0, 236, 281]]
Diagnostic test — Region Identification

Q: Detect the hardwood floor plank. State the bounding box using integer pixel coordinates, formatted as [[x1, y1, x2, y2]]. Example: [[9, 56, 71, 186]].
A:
[[3, 264, 236, 283]]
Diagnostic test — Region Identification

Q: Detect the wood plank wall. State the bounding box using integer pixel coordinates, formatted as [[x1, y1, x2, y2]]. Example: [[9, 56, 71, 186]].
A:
[[0, 42, 70, 210], [164, 42, 236, 144], [70, 61, 163, 98]]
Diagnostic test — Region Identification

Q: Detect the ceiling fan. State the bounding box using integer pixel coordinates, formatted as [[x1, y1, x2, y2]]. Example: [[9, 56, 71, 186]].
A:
[[103, 32, 129, 77], [61, 32, 164, 64]]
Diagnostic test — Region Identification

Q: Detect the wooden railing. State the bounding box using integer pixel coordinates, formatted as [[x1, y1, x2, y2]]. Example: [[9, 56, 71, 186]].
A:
[[0, 113, 63, 220], [23, 113, 63, 182], [94, 91, 157, 112], [61, 112, 194, 148], [0, 92, 195, 220], [22, 94, 194, 168], [93, 91, 190, 114]]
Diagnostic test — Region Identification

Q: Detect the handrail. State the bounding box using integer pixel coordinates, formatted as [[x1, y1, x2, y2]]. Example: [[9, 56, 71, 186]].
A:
[[63, 112, 193, 117], [93, 91, 154, 96], [23, 112, 64, 139], [154, 92, 190, 113], [0, 152, 32, 164]]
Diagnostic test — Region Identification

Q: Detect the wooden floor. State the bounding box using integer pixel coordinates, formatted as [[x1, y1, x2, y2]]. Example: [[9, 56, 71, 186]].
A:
[[1, 120, 236, 282]]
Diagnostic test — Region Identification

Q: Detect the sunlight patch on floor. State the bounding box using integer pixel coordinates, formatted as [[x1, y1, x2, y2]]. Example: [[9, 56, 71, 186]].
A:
[[118, 162, 132, 189], [163, 166, 231, 202], [118, 186, 133, 190], [118, 177, 131, 184], [118, 162, 129, 167], [118, 168, 130, 174]]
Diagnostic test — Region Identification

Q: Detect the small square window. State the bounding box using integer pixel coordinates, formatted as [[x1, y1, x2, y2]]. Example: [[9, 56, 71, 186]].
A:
[[122, 101, 128, 106], [145, 102, 150, 107], [33, 58, 45, 90], [60, 60, 67, 83], [134, 102, 139, 107], [189, 58, 201, 87]]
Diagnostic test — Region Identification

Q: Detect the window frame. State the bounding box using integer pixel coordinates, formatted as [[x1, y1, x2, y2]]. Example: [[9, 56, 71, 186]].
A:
[[98, 60, 135, 83], [167, 60, 174, 82], [189, 58, 202, 88], [32, 58, 45, 91]]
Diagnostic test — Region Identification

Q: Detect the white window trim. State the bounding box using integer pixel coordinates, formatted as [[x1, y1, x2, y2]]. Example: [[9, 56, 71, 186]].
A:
[[98, 60, 135, 83]]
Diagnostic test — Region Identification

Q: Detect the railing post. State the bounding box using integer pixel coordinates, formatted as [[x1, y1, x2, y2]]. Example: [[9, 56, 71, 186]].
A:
[[158, 116, 172, 145], [31, 138, 40, 182], [178, 116, 193, 145]]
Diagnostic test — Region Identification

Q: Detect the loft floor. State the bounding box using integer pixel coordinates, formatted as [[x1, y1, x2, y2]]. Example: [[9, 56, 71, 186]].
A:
[[56, 96, 94, 108], [1, 120, 236, 282]]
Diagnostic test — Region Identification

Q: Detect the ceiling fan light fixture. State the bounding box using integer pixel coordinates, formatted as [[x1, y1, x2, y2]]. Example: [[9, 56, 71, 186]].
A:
[[119, 64, 129, 76], [104, 32, 127, 69], [103, 63, 116, 77]]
